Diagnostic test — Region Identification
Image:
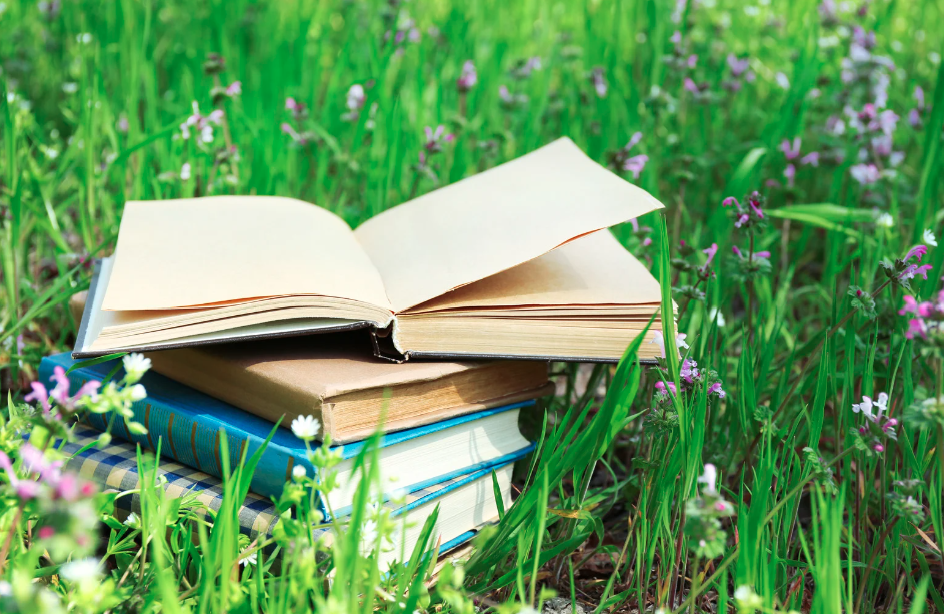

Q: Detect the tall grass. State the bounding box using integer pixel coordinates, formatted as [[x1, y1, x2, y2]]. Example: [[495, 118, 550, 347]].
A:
[[1, 0, 944, 612]]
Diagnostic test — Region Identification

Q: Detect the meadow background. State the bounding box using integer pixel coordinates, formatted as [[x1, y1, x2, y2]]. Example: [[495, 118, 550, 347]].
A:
[[1, 0, 944, 612]]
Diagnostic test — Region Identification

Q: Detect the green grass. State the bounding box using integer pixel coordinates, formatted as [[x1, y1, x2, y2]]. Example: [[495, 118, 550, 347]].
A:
[[2, 0, 944, 612]]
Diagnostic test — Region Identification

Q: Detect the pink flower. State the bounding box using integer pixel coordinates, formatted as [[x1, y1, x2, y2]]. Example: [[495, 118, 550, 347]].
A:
[[0, 451, 38, 501], [625, 131, 643, 151], [655, 380, 677, 396], [780, 137, 801, 160], [670, 30, 682, 44], [906, 318, 927, 339], [701, 243, 718, 272], [346, 84, 366, 112], [683, 78, 700, 95], [457, 60, 477, 92], [708, 382, 726, 398], [46, 366, 99, 412], [686, 54, 698, 69], [850, 163, 880, 185], [722, 196, 739, 208], [623, 155, 649, 180], [37, 527, 55, 539], [24, 382, 52, 414], [899, 295, 920, 315], [783, 163, 796, 188], [423, 125, 454, 153], [904, 245, 928, 263], [727, 54, 750, 77], [754, 250, 771, 259], [914, 85, 926, 109], [800, 152, 820, 166], [909, 108, 922, 127], [899, 264, 933, 283], [225, 81, 241, 97], [680, 358, 699, 384]]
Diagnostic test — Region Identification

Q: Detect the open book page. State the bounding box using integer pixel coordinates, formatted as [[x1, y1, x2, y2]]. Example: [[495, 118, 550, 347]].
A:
[[401, 230, 662, 314], [101, 196, 393, 312], [353, 137, 665, 313]]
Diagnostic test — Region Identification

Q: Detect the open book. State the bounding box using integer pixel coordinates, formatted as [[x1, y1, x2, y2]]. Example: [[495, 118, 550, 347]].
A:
[[74, 137, 666, 362]]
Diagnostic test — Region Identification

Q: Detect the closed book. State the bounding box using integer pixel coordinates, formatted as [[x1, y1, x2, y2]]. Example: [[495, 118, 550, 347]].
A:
[[60, 425, 515, 568], [40, 353, 534, 515], [72, 138, 666, 363]]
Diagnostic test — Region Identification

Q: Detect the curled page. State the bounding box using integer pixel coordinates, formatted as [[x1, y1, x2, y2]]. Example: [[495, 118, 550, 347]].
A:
[[354, 137, 664, 313]]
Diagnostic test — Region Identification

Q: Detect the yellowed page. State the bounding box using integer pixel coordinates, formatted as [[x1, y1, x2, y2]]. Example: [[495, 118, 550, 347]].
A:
[[401, 230, 662, 313], [101, 196, 392, 312], [354, 137, 664, 312]]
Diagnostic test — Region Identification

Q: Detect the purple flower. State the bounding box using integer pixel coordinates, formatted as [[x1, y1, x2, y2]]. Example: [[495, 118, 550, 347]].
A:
[[47, 366, 100, 412], [722, 196, 739, 208], [904, 245, 928, 263], [683, 78, 700, 95], [783, 163, 796, 188], [623, 155, 649, 180], [591, 68, 608, 98], [423, 125, 454, 153], [727, 54, 750, 77], [800, 152, 820, 166], [686, 54, 698, 69], [670, 30, 682, 44], [700, 243, 719, 273], [225, 81, 242, 97], [680, 358, 699, 384], [457, 60, 477, 92], [909, 108, 922, 128], [625, 131, 643, 151], [707, 382, 726, 398], [780, 137, 801, 160], [850, 163, 880, 185], [180, 102, 223, 141], [655, 380, 677, 396], [24, 382, 52, 414], [914, 85, 926, 109]]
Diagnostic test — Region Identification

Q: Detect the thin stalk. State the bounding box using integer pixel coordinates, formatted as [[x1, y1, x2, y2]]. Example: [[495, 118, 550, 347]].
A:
[[853, 518, 897, 614]]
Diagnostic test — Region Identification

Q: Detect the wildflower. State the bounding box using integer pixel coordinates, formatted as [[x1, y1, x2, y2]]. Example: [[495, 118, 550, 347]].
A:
[[775, 72, 790, 89], [623, 154, 648, 180], [225, 81, 241, 97], [850, 163, 880, 185], [876, 212, 894, 228], [291, 415, 321, 441], [292, 465, 307, 480], [734, 586, 764, 612], [346, 84, 365, 113], [680, 358, 699, 384], [0, 451, 41, 500], [122, 353, 151, 383], [783, 164, 796, 188], [123, 512, 141, 529], [654, 380, 677, 396], [683, 77, 700, 95], [423, 125, 454, 154], [699, 243, 718, 277], [285, 97, 307, 120], [24, 381, 53, 414], [708, 306, 726, 327], [650, 331, 688, 359], [800, 151, 820, 166], [359, 518, 380, 555], [281, 122, 305, 144], [722, 192, 765, 229], [456, 60, 477, 92], [780, 137, 801, 160], [202, 53, 225, 75], [707, 382, 726, 398], [239, 548, 258, 567], [179, 101, 223, 141], [590, 67, 608, 98], [59, 558, 102, 583], [852, 392, 888, 421], [923, 229, 937, 247], [697, 463, 718, 494], [180, 162, 192, 181], [727, 54, 750, 77]]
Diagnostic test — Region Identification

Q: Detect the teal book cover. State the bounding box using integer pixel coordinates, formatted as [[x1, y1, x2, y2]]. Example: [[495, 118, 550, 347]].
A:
[[39, 353, 534, 515]]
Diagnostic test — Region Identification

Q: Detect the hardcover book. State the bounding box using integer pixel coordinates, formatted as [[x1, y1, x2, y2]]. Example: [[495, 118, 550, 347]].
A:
[[41, 353, 534, 515], [72, 137, 665, 363], [69, 292, 552, 443], [61, 426, 515, 568]]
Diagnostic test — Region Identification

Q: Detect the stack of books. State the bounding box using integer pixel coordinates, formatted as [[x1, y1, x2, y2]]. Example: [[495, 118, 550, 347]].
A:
[[49, 137, 667, 566]]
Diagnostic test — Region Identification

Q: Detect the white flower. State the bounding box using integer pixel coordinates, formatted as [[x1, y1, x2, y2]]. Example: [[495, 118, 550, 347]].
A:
[[60, 558, 101, 583], [649, 332, 688, 359], [875, 212, 894, 228], [697, 463, 718, 494], [122, 353, 151, 382], [292, 465, 307, 480], [734, 585, 763, 611], [239, 548, 257, 567], [775, 72, 790, 89], [62, 82, 78, 94], [0, 581, 11, 597], [123, 512, 140, 528], [852, 392, 888, 421], [291, 415, 321, 441], [180, 162, 191, 181], [923, 228, 937, 247], [359, 519, 379, 555], [708, 306, 726, 327], [129, 384, 147, 401]]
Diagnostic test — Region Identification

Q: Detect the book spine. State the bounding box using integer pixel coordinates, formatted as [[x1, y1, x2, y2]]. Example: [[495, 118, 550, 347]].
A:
[[39, 358, 300, 499]]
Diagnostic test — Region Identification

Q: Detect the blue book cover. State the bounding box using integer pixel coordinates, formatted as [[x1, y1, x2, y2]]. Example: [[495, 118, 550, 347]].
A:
[[38, 353, 535, 514]]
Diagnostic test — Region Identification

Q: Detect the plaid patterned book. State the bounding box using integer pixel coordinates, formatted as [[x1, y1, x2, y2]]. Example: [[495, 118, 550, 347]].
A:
[[59, 425, 514, 560]]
